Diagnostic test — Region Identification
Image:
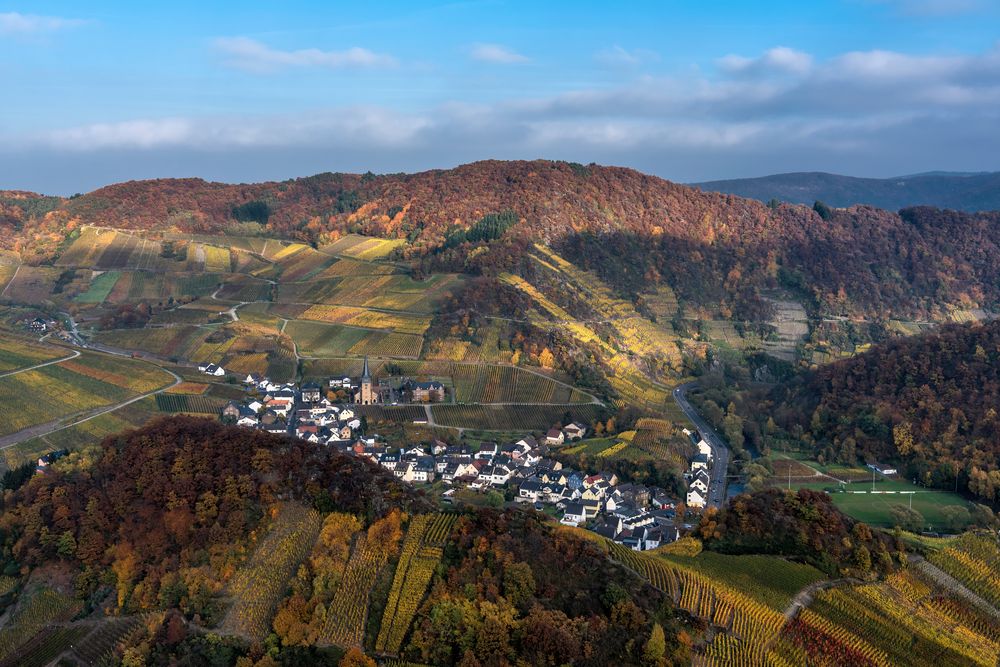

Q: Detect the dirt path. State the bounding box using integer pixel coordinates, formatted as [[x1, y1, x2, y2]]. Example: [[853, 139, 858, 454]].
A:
[[0, 263, 20, 297], [910, 556, 1000, 620], [0, 348, 80, 378], [781, 578, 859, 621]]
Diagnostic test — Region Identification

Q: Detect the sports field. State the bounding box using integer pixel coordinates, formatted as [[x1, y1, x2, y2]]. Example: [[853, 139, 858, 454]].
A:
[[784, 477, 971, 531]]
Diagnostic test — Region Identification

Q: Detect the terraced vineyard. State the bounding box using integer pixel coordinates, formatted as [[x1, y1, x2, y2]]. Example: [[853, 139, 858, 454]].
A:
[[0, 337, 67, 373], [220, 504, 322, 641], [776, 570, 1000, 667], [0, 351, 172, 436], [926, 533, 1000, 609], [154, 393, 227, 414], [375, 513, 455, 655], [68, 616, 144, 666], [7, 410, 140, 468], [356, 405, 427, 423], [320, 532, 392, 648], [451, 364, 588, 403], [608, 542, 787, 665], [0, 587, 81, 661], [0, 624, 91, 667]]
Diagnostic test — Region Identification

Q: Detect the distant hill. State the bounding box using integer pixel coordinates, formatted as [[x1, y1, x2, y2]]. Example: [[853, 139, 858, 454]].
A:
[[693, 171, 1000, 212]]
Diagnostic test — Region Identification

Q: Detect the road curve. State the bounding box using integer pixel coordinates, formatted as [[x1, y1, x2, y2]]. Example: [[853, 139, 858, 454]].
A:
[[673, 382, 731, 509], [0, 348, 81, 378]]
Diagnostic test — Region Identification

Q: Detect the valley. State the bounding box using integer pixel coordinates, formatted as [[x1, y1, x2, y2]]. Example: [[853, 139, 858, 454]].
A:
[[0, 162, 997, 666]]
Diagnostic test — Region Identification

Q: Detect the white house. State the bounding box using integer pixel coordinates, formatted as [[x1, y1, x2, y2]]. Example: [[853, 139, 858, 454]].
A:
[[690, 453, 711, 472], [697, 439, 713, 460], [686, 486, 707, 508], [563, 422, 587, 441], [237, 414, 259, 428], [561, 502, 587, 525]]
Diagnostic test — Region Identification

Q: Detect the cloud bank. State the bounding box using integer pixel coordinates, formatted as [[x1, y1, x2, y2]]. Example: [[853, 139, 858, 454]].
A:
[[5, 44, 1000, 191]]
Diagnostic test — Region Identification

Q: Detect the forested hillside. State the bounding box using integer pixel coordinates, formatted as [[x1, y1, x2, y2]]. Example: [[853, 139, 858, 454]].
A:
[[730, 321, 1000, 504], [6, 160, 1000, 320], [0, 417, 691, 666]]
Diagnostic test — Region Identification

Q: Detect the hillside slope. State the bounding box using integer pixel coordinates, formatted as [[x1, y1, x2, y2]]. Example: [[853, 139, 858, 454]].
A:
[[0, 417, 691, 666], [7, 160, 1000, 320], [694, 170, 1000, 211], [742, 320, 1000, 504]]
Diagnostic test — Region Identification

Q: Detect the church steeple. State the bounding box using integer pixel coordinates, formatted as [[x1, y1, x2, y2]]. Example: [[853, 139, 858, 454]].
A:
[[361, 355, 371, 381]]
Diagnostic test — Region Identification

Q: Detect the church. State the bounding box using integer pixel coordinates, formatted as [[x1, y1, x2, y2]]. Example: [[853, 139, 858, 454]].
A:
[[353, 356, 379, 405]]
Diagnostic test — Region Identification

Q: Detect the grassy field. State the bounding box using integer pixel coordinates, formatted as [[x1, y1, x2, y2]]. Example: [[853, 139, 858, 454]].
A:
[[75, 271, 121, 303], [777, 463, 972, 531], [284, 320, 370, 356]]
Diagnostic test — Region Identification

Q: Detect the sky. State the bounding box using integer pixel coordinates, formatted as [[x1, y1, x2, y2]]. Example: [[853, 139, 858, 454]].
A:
[[1, 0, 999, 194]]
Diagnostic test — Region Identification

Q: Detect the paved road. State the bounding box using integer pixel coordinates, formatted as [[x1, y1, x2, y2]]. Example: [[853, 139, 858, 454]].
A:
[[0, 348, 80, 378], [673, 382, 731, 508]]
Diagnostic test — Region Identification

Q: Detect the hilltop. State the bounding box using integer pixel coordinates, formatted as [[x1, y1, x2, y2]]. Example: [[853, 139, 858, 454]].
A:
[[5, 160, 1000, 321], [694, 170, 1000, 212]]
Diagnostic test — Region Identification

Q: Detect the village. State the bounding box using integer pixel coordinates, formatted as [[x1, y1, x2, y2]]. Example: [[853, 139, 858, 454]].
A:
[[212, 357, 720, 551]]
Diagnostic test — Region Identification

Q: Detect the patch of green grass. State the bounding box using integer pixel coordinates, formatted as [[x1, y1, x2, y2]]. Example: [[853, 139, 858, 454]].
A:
[[658, 551, 826, 610], [74, 271, 120, 303]]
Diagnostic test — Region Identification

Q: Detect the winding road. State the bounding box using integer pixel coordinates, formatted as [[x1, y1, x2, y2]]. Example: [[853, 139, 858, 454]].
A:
[[673, 382, 731, 508]]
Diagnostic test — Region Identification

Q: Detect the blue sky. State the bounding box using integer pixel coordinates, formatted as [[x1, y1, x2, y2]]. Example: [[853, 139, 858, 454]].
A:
[[2, 0, 999, 193]]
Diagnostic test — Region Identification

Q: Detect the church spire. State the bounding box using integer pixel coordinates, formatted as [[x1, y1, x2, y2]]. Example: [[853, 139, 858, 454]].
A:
[[362, 355, 370, 381]]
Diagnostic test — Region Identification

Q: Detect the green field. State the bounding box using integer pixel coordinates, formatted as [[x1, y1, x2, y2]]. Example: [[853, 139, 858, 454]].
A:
[[786, 478, 972, 531], [74, 271, 120, 303]]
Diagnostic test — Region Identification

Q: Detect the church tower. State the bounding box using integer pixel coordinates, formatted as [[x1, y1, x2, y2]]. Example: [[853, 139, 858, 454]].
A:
[[359, 355, 374, 405]]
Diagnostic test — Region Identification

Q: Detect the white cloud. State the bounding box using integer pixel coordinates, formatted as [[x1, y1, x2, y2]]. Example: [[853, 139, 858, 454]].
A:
[[0, 12, 85, 35], [718, 46, 814, 75], [213, 37, 396, 73], [470, 43, 529, 64], [594, 46, 659, 67], [7, 43, 1000, 189], [40, 109, 429, 151]]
